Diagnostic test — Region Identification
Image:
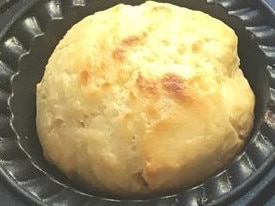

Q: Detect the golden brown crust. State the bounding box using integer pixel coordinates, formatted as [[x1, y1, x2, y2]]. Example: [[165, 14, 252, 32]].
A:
[[112, 47, 125, 62], [121, 34, 145, 46], [36, 1, 255, 197], [161, 73, 190, 100], [136, 73, 159, 95], [79, 69, 91, 85]]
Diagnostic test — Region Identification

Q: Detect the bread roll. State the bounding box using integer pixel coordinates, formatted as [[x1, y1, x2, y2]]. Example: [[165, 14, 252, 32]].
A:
[[36, 1, 255, 197]]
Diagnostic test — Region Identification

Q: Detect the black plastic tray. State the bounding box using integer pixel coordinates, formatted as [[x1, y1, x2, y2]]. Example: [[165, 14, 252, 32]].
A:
[[0, 0, 275, 206]]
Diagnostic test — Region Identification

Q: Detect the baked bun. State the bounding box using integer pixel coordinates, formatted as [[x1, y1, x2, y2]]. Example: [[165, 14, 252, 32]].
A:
[[36, 1, 255, 197]]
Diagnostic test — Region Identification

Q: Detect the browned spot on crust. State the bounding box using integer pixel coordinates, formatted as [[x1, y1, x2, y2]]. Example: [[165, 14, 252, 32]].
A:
[[191, 42, 201, 53], [102, 82, 110, 88], [122, 35, 141, 46], [113, 33, 147, 62], [112, 47, 125, 62], [162, 73, 184, 93], [161, 73, 193, 101], [136, 73, 159, 95], [121, 32, 147, 46], [152, 5, 170, 12], [79, 69, 91, 85], [153, 119, 173, 133]]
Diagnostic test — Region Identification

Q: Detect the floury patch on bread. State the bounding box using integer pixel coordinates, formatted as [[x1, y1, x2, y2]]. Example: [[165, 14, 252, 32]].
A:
[[36, 1, 255, 197]]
